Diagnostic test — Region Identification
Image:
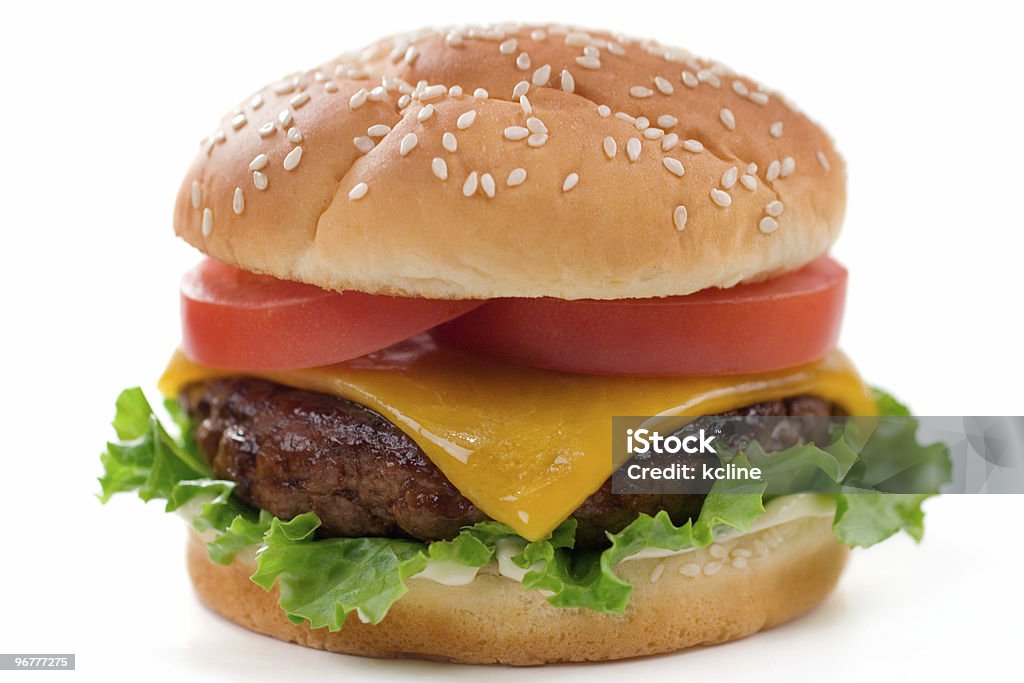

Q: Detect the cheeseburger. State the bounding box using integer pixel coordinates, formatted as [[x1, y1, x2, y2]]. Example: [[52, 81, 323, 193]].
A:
[[99, 23, 946, 665]]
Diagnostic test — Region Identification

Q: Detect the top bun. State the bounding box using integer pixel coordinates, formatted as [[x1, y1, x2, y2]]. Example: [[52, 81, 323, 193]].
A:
[[174, 24, 845, 300]]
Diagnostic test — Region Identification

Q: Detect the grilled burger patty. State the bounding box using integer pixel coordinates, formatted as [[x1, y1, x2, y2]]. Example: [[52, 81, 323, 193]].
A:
[[181, 378, 836, 548]]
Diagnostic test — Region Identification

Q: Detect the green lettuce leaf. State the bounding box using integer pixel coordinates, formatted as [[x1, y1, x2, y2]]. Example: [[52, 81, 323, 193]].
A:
[[99, 384, 951, 625]]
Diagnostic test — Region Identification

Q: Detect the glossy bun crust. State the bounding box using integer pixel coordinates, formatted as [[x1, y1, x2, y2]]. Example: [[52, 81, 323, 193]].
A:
[[175, 24, 845, 300], [187, 515, 848, 665]]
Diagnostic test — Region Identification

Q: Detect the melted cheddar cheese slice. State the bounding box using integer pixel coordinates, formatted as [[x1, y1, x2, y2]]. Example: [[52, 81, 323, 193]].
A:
[[159, 337, 876, 541]]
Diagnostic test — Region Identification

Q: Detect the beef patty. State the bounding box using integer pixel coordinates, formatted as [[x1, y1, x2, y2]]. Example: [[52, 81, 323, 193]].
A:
[[181, 378, 835, 548]]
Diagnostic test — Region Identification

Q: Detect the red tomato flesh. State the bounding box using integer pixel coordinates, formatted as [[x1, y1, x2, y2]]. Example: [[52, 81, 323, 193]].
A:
[[181, 258, 481, 370], [431, 257, 848, 376]]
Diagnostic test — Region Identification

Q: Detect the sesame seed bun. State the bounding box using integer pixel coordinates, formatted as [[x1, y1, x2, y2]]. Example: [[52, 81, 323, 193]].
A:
[[187, 514, 848, 665], [174, 24, 845, 300]]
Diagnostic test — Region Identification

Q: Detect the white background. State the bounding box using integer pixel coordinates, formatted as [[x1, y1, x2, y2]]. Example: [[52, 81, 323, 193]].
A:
[[1, 1, 1022, 681]]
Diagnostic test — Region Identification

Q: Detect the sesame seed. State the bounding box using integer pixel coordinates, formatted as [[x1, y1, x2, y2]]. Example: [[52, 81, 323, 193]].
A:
[[403, 45, 419, 65], [323, 82, 338, 93], [710, 188, 732, 207], [635, 116, 650, 130], [457, 110, 477, 129], [448, 85, 463, 97], [561, 69, 575, 93], [526, 117, 547, 134], [597, 104, 611, 117], [709, 544, 727, 558], [661, 133, 679, 151], [817, 150, 831, 171], [512, 80, 530, 99], [697, 69, 721, 87], [250, 94, 264, 109], [643, 127, 664, 140], [353, 136, 374, 153], [630, 85, 654, 98], [673, 205, 688, 231], [191, 180, 202, 209], [759, 216, 779, 233], [527, 133, 548, 147], [749, 91, 769, 106], [747, 162, 758, 174], [518, 511, 530, 524], [780, 156, 796, 177], [463, 171, 478, 197], [473, 88, 488, 99], [481, 173, 496, 198], [663, 157, 685, 176], [277, 109, 293, 128], [532, 64, 551, 86], [657, 114, 678, 128], [766, 160, 781, 181], [399, 133, 418, 156], [603, 137, 617, 159], [770, 121, 783, 138], [564, 31, 591, 47], [766, 200, 784, 217], [283, 146, 302, 170], [650, 563, 665, 583], [507, 167, 527, 186], [519, 95, 532, 115], [348, 182, 368, 200], [681, 70, 698, 88], [562, 172, 579, 192], [732, 557, 749, 570], [397, 94, 411, 109], [505, 126, 529, 141], [287, 127, 303, 143], [531, 29, 546, 40], [431, 157, 448, 180], [740, 174, 758, 190], [583, 45, 599, 58], [245, 154, 266, 172], [290, 92, 310, 109], [231, 113, 247, 130], [516, 52, 531, 70], [201, 208, 213, 236], [607, 41, 625, 56], [703, 561, 722, 576], [626, 137, 641, 162], [418, 85, 444, 102], [445, 32, 463, 47], [615, 112, 636, 125], [722, 166, 738, 189], [679, 563, 700, 577], [654, 76, 674, 95], [368, 86, 387, 102], [417, 105, 435, 122], [258, 122, 275, 137], [442, 132, 457, 152], [272, 81, 294, 95], [232, 188, 244, 215], [499, 38, 518, 54], [720, 108, 736, 131], [683, 139, 704, 153], [576, 55, 601, 69], [252, 171, 268, 190], [367, 124, 391, 137], [732, 80, 749, 97]]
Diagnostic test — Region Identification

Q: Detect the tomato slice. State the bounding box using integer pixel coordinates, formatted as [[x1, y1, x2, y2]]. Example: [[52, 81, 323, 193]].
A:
[[432, 257, 847, 376], [181, 258, 481, 370]]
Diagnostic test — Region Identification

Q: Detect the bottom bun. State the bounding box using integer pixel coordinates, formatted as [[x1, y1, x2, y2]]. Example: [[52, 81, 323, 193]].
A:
[[187, 515, 848, 665]]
